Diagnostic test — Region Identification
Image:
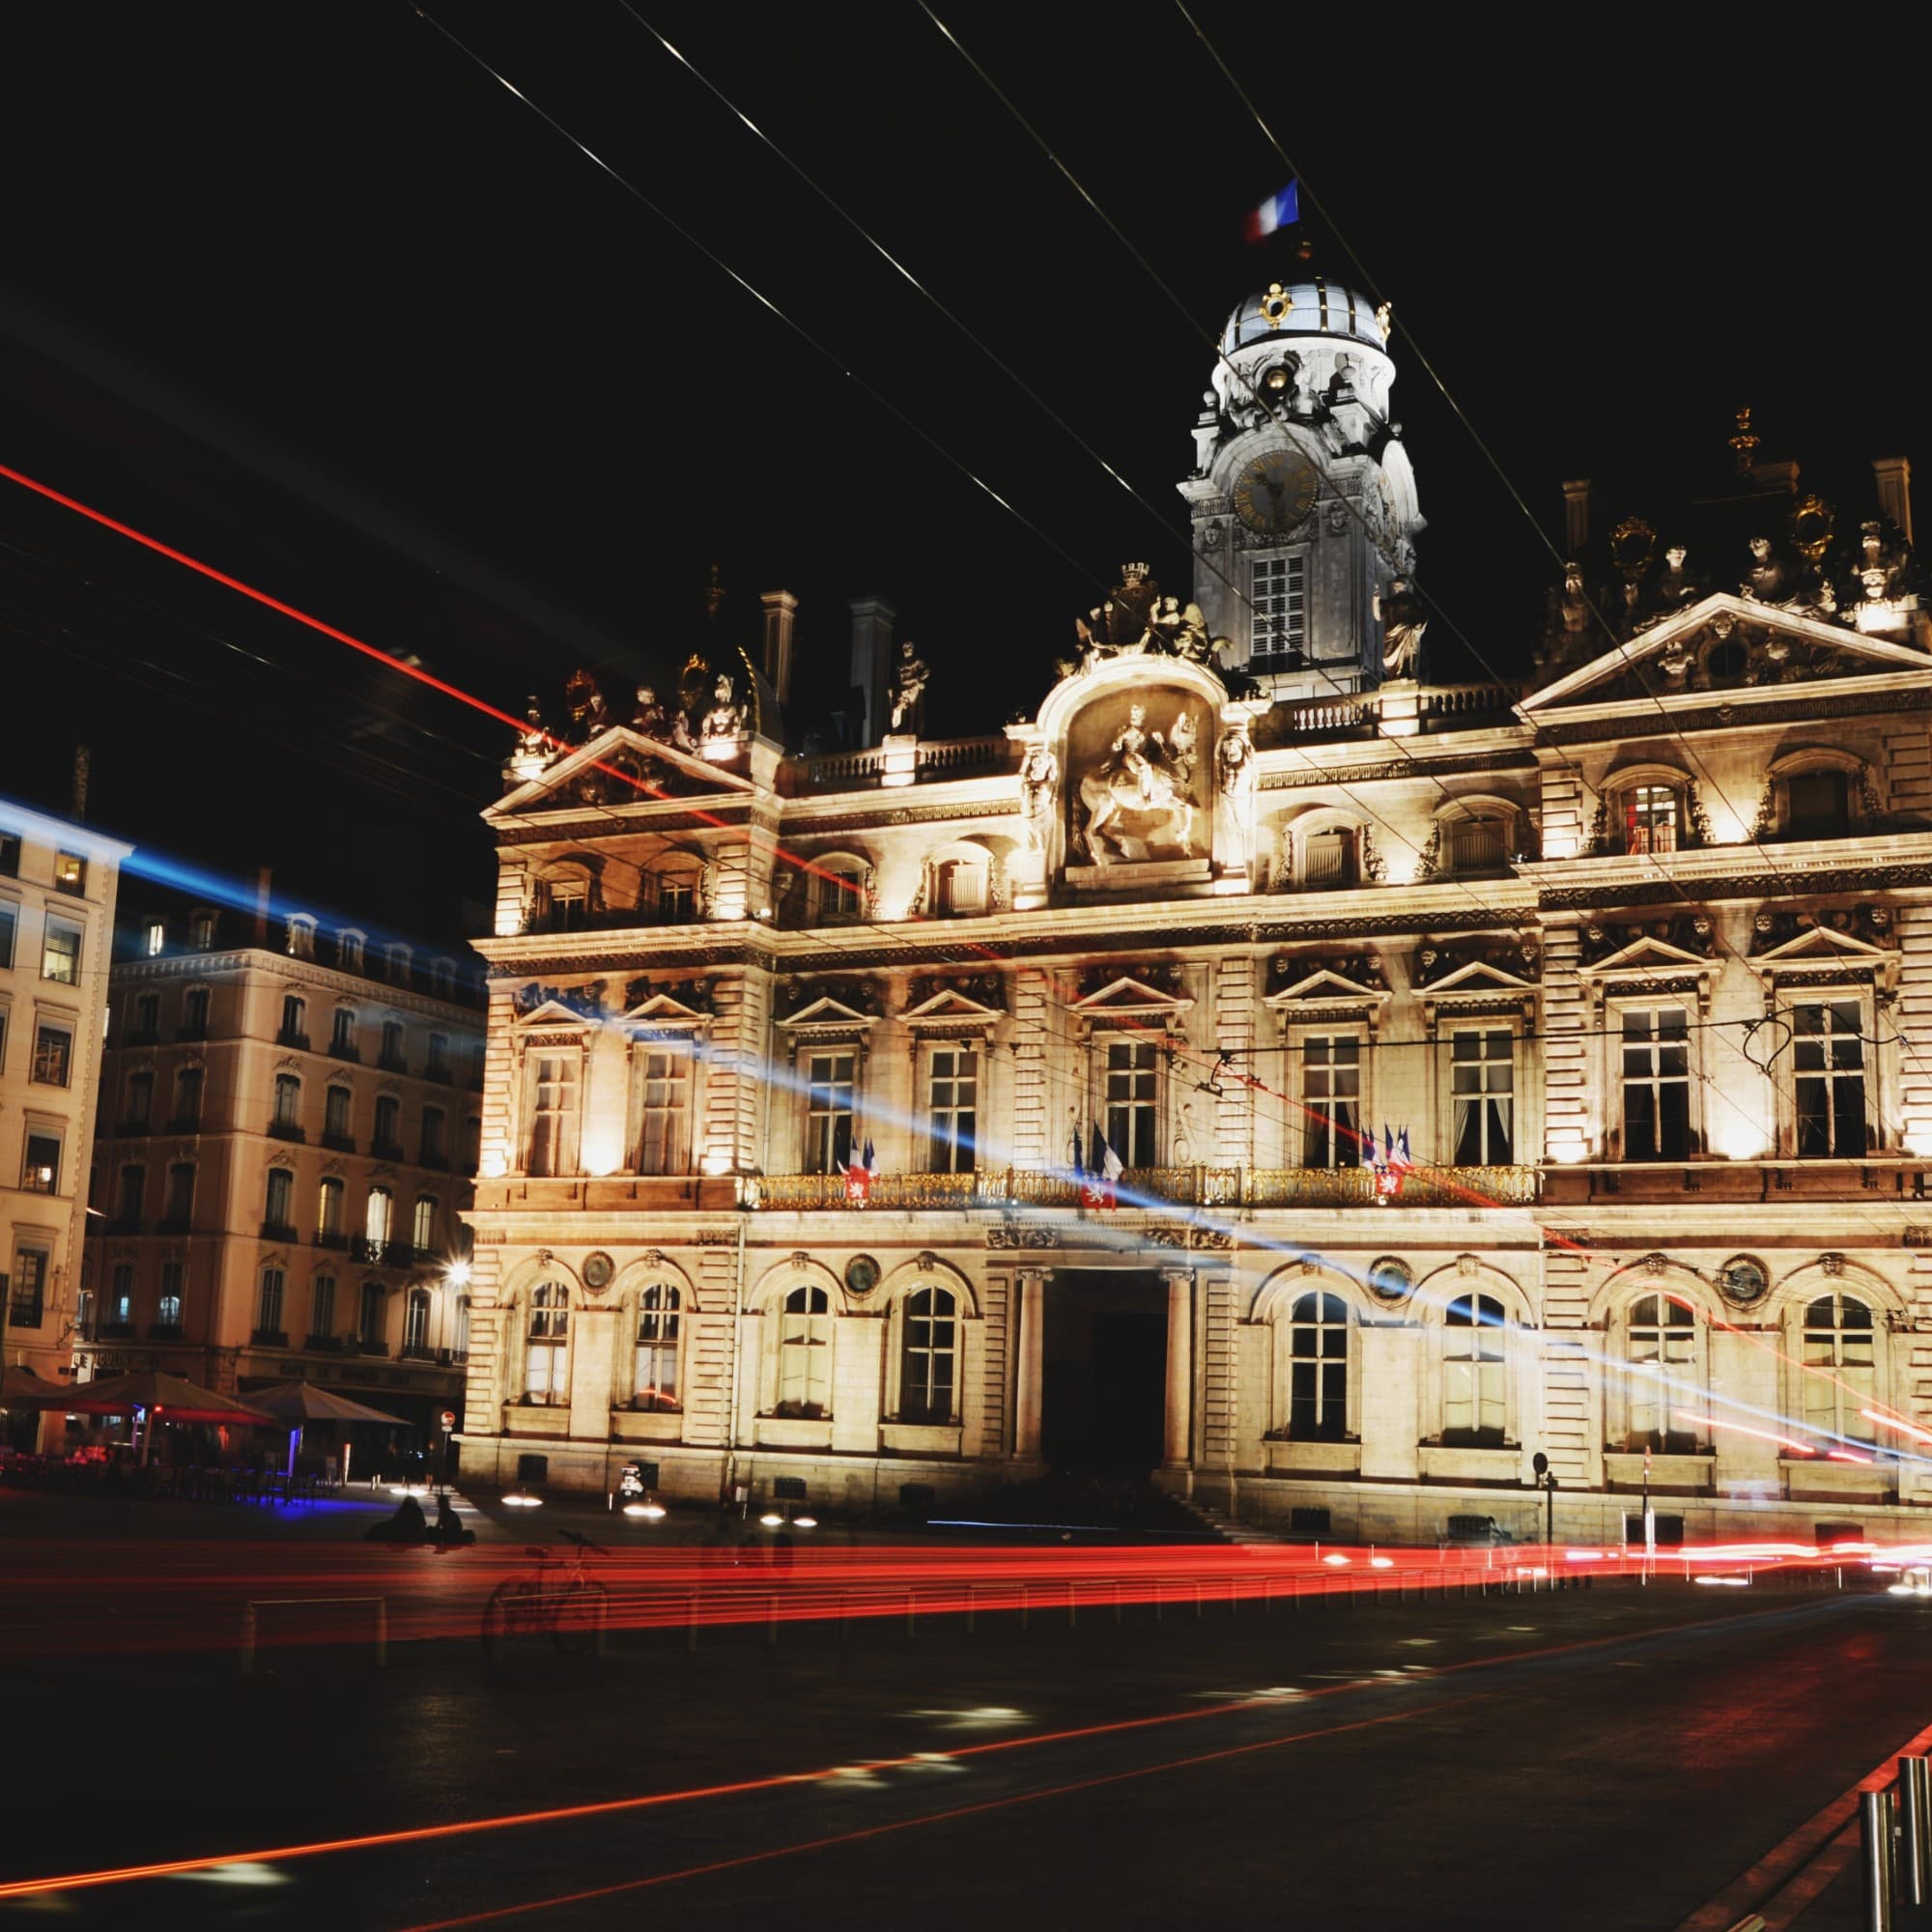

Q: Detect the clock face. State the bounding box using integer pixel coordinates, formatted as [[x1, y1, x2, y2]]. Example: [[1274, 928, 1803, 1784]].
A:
[[1232, 449, 1320, 535]]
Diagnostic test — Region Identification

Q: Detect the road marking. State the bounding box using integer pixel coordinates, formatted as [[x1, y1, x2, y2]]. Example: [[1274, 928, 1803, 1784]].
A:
[[1675, 1715, 1932, 1931]]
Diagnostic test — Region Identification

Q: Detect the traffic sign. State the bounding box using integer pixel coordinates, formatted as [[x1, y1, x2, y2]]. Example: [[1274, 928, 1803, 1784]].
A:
[[440, 1409, 457, 1432]]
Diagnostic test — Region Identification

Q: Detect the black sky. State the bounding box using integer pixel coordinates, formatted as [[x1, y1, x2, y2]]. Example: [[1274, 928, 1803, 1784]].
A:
[[3, 4, 1925, 945]]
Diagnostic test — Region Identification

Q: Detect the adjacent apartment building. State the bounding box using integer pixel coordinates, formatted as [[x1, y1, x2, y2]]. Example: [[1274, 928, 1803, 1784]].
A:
[[1, 801, 130, 1446], [455, 269, 1932, 1544], [81, 891, 486, 1442]]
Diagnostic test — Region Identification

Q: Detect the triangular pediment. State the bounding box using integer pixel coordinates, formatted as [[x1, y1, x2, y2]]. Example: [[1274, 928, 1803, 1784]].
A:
[[511, 999, 597, 1031], [489, 725, 755, 820], [903, 987, 1005, 1024], [780, 995, 880, 1030], [1522, 594, 1932, 714], [1753, 926, 1894, 968], [1581, 934, 1713, 977], [620, 992, 711, 1028], [1419, 959, 1539, 997], [1070, 976, 1195, 1018], [1264, 967, 1390, 1008]]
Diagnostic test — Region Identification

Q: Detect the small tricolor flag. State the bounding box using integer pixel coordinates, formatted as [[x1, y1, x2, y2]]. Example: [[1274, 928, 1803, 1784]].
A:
[[1244, 179, 1300, 242]]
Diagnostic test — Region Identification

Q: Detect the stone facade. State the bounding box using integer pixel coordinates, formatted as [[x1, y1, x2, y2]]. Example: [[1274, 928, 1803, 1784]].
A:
[[0, 804, 129, 1444], [80, 896, 484, 1441], [460, 277, 1932, 1542]]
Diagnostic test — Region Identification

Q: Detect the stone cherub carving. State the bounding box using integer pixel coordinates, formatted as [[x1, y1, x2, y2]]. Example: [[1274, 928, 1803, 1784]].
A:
[[889, 639, 930, 734]]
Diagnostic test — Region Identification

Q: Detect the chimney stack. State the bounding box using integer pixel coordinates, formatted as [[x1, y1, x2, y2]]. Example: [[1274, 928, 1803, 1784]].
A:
[[1560, 479, 1593, 554], [760, 589, 798, 708], [1875, 456, 1915, 546], [849, 594, 895, 748]]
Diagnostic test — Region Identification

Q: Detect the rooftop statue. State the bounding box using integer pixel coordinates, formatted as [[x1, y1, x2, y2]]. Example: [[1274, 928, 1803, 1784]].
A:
[[564, 669, 612, 743], [889, 639, 930, 734], [699, 672, 747, 745], [631, 685, 673, 742], [1380, 578, 1427, 679]]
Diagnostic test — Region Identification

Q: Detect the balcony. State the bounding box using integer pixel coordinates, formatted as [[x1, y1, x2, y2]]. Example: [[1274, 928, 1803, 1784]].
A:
[[175, 1023, 208, 1044], [328, 1039, 362, 1064], [321, 1130, 356, 1153], [383, 1239, 425, 1268], [267, 1120, 306, 1144], [164, 1116, 203, 1135], [1270, 680, 1528, 747], [315, 1230, 348, 1250], [98, 1321, 135, 1341], [103, 1216, 145, 1236], [349, 1236, 381, 1264], [304, 1334, 344, 1353], [148, 1322, 184, 1343], [275, 1029, 311, 1052], [378, 1053, 409, 1075], [370, 1139, 406, 1164], [251, 1328, 289, 1349], [399, 1344, 436, 1363], [417, 1149, 450, 1172], [779, 733, 1020, 796], [1541, 1157, 1929, 1207], [259, 1220, 299, 1243], [114, 1119, 154, 1139], [357, 1338, 390, 1357], [739, 1163, 1543, 1212], [156, 1215, 192, 1236], [122, 1029, 159, 1049]]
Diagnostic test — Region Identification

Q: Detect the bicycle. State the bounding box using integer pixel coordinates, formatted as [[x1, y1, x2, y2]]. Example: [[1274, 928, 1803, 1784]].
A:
[[481, 1528, 610, 1657]]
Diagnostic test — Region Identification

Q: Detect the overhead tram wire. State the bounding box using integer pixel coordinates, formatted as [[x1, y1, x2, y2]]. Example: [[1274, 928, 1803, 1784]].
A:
[[1171, 0, 1932, 1102]]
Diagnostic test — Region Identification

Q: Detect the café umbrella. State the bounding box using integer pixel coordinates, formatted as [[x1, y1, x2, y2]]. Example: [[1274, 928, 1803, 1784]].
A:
[[241, 1380, 412, 1482], [16, 1369, 277, 1463], [1, 1363, 60, 1406]]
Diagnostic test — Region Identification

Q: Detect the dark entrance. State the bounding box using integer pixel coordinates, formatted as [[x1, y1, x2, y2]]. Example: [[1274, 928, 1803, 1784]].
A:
[[1040, 1270, 1167, 1475]]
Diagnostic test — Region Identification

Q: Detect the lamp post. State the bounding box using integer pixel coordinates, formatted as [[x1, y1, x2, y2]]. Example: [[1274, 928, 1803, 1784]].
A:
[[1532, 1450, 1556, 1572]]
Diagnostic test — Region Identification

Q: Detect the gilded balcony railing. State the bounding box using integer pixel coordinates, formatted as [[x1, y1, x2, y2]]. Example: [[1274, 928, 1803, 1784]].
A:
[[742, 1164, 1541, 1211]]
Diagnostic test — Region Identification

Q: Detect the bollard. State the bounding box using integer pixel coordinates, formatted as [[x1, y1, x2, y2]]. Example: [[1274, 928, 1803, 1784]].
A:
[[1902, 1756, 1932, 1907], [1861, 1786, 1896, 1931]]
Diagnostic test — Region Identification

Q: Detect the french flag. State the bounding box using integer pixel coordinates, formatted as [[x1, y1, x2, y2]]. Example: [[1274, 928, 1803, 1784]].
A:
[[1244, 179, 1300, 242]]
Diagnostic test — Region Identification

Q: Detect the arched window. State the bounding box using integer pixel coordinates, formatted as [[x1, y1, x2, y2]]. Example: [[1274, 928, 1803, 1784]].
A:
[[1783, 767, 1851, 840], [412, 1194, 439, 1254], [807, 859, 868, 927], [1802, 1294, 1877, 1442], [525, 1282, 570, 1403], [777, 1285, 831, 1417], [1442, 1293, 1507, 1447], [1611, 780, 1685, 856], [899, 1287, 957, 1424], [364, 1185, 393, 1246], [634, 1285, 682, 1411], [651, 865, 702, 924], [1623, 1293, 1696, 1452], [1440, 809, 1511, 876], [931, 852, 988, 917], [403, 1288, 431, 1356], [1286, 1291, 1349, 1442], [1300, 825, 1357, 889], [338, 930, 365, 974]]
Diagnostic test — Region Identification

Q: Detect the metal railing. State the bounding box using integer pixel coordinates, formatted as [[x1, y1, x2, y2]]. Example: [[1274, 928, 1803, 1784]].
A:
[[742, 1162, 1541, 1211]]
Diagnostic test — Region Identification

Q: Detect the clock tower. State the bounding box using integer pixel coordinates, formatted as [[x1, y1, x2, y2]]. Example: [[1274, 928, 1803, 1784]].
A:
[[1179, 277, 1425, 699]]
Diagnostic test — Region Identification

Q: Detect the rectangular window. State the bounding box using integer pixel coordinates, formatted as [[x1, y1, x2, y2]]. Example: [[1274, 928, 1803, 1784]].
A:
[[125, 1070, 154, 1129], [0, 898, 14, 967], [1301, 829, 1355, 888], [1448, 816, 1506, 874], [53, 851, 86, 895], [1623, 785, 1680, 856], [1787, 770, 1850, 839], [1620, 1007, 1690, 1160], [264, 1166, 294, 1232], [21, 1130, 60, 1193], [189, 911, 215, 950], [420, 1106, 446, 1166], [310, 1276, 336, 1341], [164, 1162, 195, 1224], [926, 1047, 979, 1174], [657, 880, 696, 923], [181, 986, 210, 1037], [42, 916, 82, 983], [1450, 1029, 1514, 1165], [273, 1074, 301, 1130], [360, 1281, 384, 1347], [171, 1066, 203, 1128], [412, 1195, 438, 1252], [1794, 1000, 1866, 1158], [32, 1024, 71, 1087], [325, 1085, 352, 1140], [115, 1164, 145, 1223], [426, 1033, 449, 1080], [143, 919, 166, 956], [1251, 554, 1307, 665], [636, 1047, 691, 1176], [9, 1246, 48, 1327], [1625, 1294, 1696, 1451], [527, 1053, 580, 1177], [1300, 1035, 1361, 1169], [158, 1263, 184, 1330], [805, 1051, 856, 1177], [280, 994, 306, 1043], [257, 1268, 286, 1337], [0, 831, 18, 876], [318, 1177, 344, 1237], [381, 1019, 406, 1069], [330, 1009, 356, 1056], [373, 1094, 400, 1151], [365, 1187, 393, 1245], [107, 1264, 133, 1329], [1104, 1040, 1159, 1169], [131, 992, 159, 1042]]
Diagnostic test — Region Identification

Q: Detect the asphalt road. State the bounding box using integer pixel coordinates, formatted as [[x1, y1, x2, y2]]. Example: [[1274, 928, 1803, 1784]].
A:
[[3, 1497, 1928, 1929]]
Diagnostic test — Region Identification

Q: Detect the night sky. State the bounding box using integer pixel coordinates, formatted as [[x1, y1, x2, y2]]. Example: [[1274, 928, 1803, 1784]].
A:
[[4, 4, 1924, 947]]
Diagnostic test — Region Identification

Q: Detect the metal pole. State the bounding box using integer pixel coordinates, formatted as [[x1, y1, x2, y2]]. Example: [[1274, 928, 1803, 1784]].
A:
[[1901, 1756, 1932, 1906], [1861, 1786, 1896, 1931]]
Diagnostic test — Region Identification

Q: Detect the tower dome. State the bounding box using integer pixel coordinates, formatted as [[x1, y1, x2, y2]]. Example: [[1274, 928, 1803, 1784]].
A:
[[1219, 279, 1386, 355]]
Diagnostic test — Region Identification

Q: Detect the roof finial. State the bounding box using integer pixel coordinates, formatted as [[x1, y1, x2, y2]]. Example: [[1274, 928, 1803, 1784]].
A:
[[1729, 405, 1759, 476]]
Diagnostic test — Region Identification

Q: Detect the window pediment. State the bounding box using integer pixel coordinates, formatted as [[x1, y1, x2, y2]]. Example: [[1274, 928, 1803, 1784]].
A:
[[1749, 907, 1897, 975], [619, 992, 712, 1033], [1071, 975, 1195, 1021], [1578, 917, 1718, 979], [1264, 953, 1389, 1019], [511, 1001, 598, 1037], [903, 984, 1005, 1034]]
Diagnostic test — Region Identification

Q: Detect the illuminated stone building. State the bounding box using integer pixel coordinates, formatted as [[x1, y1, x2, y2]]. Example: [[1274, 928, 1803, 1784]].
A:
[[461, 276, 1932, 1543], [81, 893, 484, 1443], [0, 804, 130, 1447]]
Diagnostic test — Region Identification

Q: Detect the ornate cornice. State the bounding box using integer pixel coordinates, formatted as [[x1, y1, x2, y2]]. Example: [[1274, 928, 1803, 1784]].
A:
[[1540, 862, 1932, 912], [790, 799, 1023, 835], [497, 805, 754, 846], [1259, 750, 1536, 791], [1539, 686, 1932, 746]]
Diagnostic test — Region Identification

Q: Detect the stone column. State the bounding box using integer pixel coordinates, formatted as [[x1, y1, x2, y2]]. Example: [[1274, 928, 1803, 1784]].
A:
[[1014, 1269, 1049, 1459], [1162, 1267, 1194, 1467]]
